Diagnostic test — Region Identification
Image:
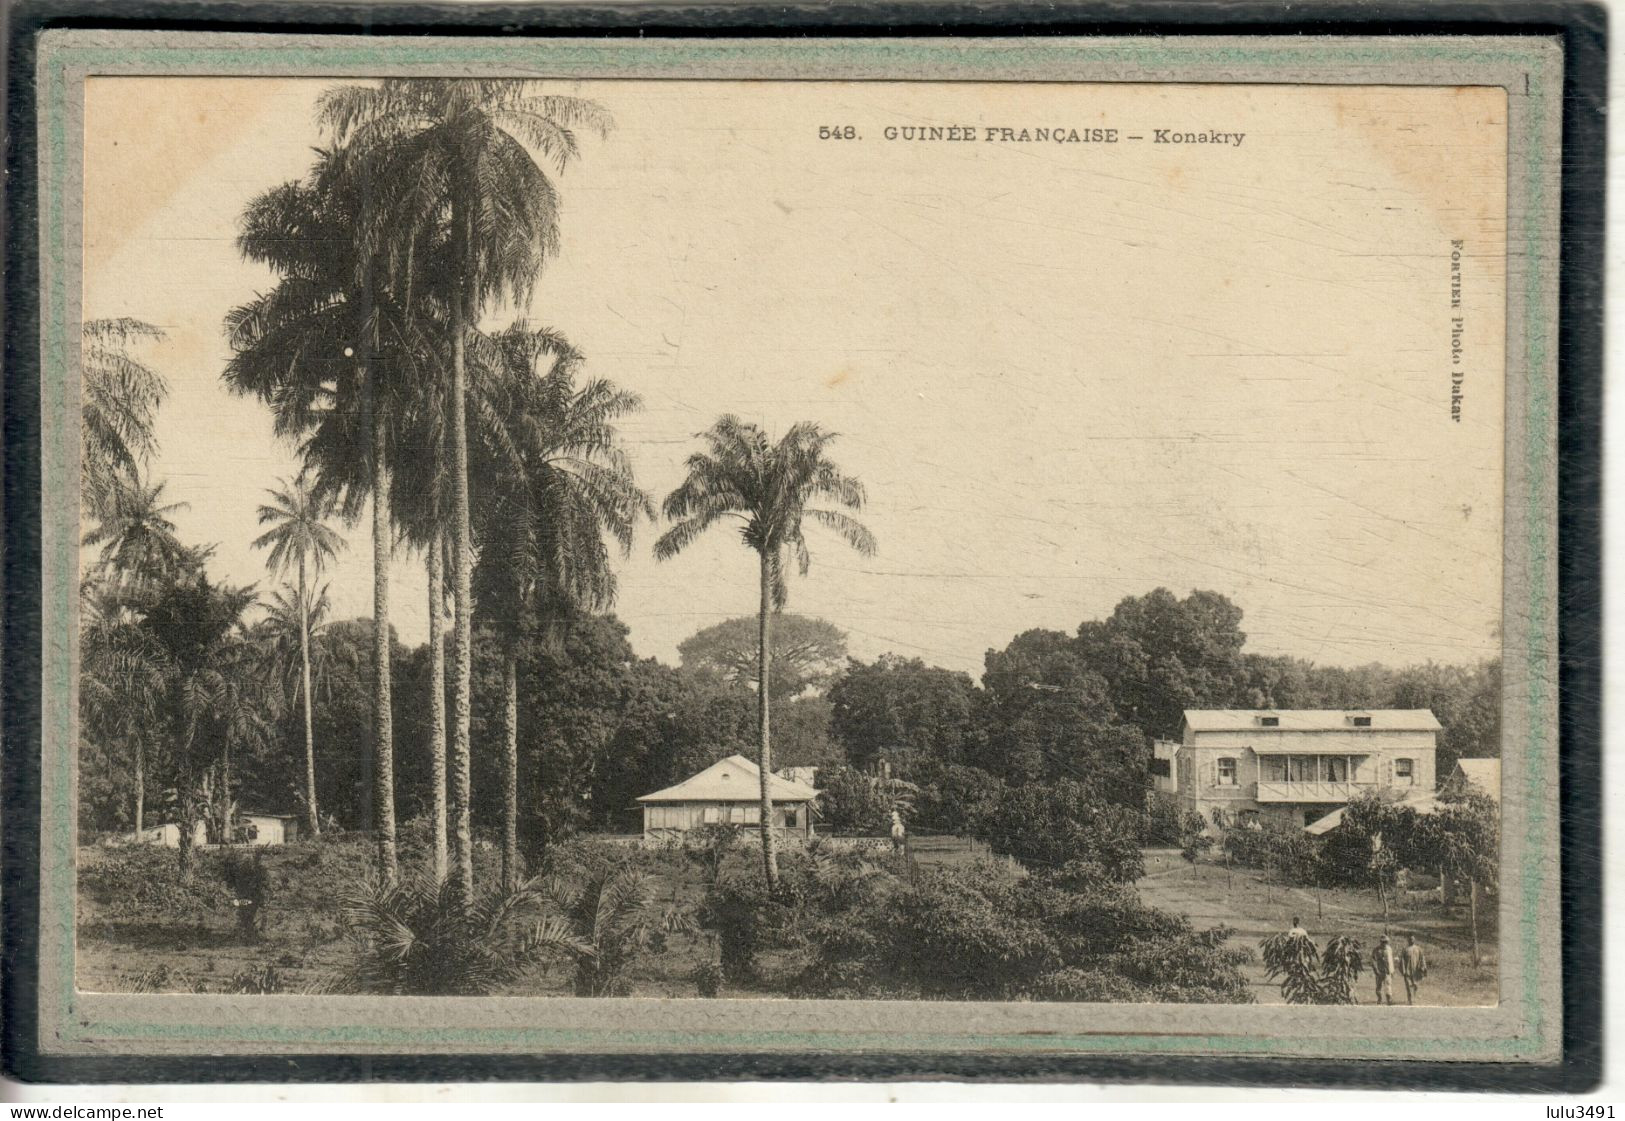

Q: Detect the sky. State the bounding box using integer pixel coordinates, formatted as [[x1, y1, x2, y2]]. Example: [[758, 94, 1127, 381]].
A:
[[81, 77, 1508, 678]]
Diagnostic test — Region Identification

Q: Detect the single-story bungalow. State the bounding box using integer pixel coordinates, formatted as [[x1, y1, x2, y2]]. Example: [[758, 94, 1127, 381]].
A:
[[637, 754, 819, 840], [117, 813, 300, 848], [1446, 758, 1501, 803], [237, 812, 300, 846]]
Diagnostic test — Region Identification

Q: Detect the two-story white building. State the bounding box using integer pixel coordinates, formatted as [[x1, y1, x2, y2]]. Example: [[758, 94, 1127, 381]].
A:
[[1164, 709, 1441, 830]]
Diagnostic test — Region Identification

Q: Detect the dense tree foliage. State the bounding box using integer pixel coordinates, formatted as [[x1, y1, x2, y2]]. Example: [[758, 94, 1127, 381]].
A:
[[679, 614, 848, 702]]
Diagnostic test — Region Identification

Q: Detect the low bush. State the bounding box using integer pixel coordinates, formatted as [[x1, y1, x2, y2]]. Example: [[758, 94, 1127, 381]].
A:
[[1223, 821, 1319, 882], [792, 863, 1253, 1004], [79, 845, 231, 920], [981, 782, 1147, 880]]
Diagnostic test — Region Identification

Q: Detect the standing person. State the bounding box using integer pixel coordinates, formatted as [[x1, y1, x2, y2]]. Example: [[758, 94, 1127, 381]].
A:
[[890, 810, 906, 857], [1288, 916, 1309, 939], [1399, 933, 1428, 1004], [1371, 933, 1397, 1004]]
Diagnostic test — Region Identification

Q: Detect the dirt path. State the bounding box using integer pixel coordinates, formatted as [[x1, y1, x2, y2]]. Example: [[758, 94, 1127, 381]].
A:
[[1135, 848, 1498, 1007]]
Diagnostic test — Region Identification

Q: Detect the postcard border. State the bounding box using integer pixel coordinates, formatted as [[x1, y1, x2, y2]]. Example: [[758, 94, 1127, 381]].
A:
[[4, 5, 1603, 1092]]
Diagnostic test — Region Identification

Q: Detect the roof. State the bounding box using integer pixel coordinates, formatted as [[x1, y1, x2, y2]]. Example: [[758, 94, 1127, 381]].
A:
[[1451, 758, 1501, 799], [637, 755, 820, 804], [1182, 709, 1442, 733], [1303, 789, 1442, 835], [240, 811, 299, 821]]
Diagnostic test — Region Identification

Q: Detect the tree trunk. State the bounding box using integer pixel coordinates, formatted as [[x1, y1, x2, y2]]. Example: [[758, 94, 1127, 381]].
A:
[[217, 744, 233, 844], [369, 376, 398, 883], [502, 648, 519, 891], [1469, 878, 1482, 966], [299, 553, 320, 839], [427, 528, 448, 881], [756, 550, 779, 888], [133, 736, 144, 837], [449, 232, 476, 910], [177, 757, 197, 881]]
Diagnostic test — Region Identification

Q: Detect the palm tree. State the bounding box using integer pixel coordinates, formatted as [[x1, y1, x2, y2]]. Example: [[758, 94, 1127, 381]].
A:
[[530, 861, 695, 996], [124, 571, 260, 878], [225, 150, 440, 882], [471, 325, 650, 888], [80, 579, 164, 835], [319, 79, 611, 908], [655, 417, 877, 886], [82, 472, 191, 589], [252, 475, 346, 839], [387, 390, 456, 881], [81, 318, 166, 517], [330, 872, 546, 995]]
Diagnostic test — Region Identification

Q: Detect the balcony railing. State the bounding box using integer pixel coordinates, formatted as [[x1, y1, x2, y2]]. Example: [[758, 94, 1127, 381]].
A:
[[1254, 780, 1373, 803]]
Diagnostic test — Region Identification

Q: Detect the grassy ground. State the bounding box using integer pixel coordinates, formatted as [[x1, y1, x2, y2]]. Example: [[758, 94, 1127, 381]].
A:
[[1134, 848, 1499, 1006], [77, 835, 1498, 1005]]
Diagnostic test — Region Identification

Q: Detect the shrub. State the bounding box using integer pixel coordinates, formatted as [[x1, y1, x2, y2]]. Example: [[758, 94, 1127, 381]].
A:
[[1140, 798, 1184, 846], [79, 846, 230, 920], [697, 875, 798, 984], [532, 861, 696, 996], [909, 763, 1005, 837], [1261, 931, 1364, 1004], [1223, 821, 1319, 882], [221, 964, 284, 994], [331, 873, 546, 995], [982, 782, 1147, 879], [1027, 968, 1150, 1003], [218, 850, 271, 938], [693, 960, 724, 998], [792, 864, 1252, 1004], [817, 766, 915, 834]]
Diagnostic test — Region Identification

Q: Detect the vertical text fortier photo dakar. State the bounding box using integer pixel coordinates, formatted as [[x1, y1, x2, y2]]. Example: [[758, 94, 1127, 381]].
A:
[[65, 64, 1530, 1024]]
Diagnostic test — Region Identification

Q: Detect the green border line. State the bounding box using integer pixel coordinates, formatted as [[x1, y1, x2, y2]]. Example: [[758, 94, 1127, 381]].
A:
[[37, 34, 1559, 1058]]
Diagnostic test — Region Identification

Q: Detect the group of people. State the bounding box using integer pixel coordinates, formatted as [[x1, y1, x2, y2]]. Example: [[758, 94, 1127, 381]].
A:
[[1287, 916, 1429, 1004]]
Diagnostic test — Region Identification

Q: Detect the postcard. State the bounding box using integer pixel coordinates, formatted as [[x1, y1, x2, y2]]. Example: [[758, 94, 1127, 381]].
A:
[[32, 30, 1565, 1066]]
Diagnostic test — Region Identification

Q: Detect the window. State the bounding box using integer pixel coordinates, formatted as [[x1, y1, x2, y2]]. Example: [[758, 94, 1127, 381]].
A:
[[702, 806, 720, 824], [1259, 716, 1280, 727], [1216, 757, 1238, 786], [1149, 758, 1171, 778], [1325, 757, 1347, 782], [784, 808, 799, 828], [1395, 758, 1415, 785], [1352, 715, 1372, 727]]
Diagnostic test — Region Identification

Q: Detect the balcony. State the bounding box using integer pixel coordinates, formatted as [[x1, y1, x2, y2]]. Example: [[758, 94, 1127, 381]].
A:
[[1254, 780, 1373, 803]]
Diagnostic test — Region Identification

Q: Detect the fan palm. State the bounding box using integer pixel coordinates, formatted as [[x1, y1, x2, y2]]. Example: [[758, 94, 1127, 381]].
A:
[[330, 871, 550, 995], [531, 860, 696, 996], [655, 417, 877, 886], [252, 475, 346, 838], [319, 78, 611, 908], [471, 325, 651, 888], [225, 149, 440, 882], [81, 318, 167, 517]]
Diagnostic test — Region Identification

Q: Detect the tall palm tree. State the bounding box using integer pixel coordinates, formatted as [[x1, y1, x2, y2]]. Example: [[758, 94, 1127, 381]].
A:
[[82, 472, 191, 589], [319, 79, 611, 907], [387, 390, 456, 881], [225, 149, 439, 882], [81, 318, 166, 517], [655, 417, 877, 886], [80, 578, 164, 835], [252, 475, 346, 839], [471, 325, 650, 889], [126, 572, 260, 878]]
